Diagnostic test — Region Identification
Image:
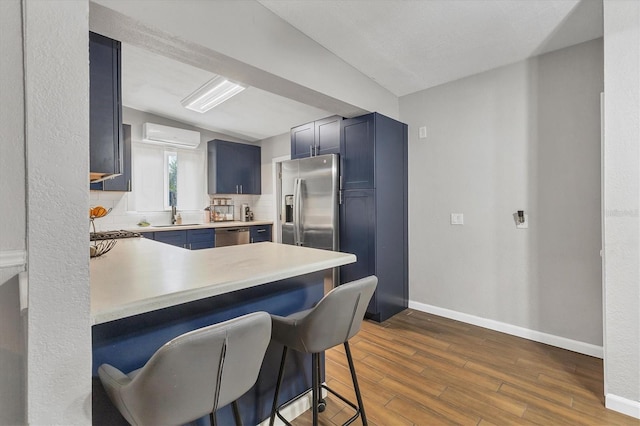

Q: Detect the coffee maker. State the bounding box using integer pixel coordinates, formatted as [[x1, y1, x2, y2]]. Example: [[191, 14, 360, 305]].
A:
[[241, 204, 251, 222]]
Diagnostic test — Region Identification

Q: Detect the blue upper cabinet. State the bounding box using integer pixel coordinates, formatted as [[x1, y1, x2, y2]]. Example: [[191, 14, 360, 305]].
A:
[[291, 122, 314, 159], [291, 115, 342, 159], [340, 114, 375, 190], [90, 124, 132, 192], [208, 140, 261, 194], [89, 32, 122, 182]]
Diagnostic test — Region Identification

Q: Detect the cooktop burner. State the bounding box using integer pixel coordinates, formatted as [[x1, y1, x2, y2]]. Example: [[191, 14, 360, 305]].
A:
[[90, 230, 141, 241]]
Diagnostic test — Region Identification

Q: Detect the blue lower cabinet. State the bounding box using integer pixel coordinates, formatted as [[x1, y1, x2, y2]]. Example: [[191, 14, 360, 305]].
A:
[[250, 225, 272, 243], [153, 230, 187, 248], [186, 229, 215, 250], [145, 229, 215, 250]]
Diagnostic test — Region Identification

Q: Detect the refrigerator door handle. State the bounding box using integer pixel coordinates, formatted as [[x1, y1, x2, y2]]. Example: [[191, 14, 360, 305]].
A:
[[293, 178, 302, 245]]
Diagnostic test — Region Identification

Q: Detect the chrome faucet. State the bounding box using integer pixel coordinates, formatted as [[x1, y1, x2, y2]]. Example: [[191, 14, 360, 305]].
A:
[[171, 205, 177, 224]]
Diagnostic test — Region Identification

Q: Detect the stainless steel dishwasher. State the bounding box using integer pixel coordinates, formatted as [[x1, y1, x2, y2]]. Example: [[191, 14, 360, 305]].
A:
[[215, 227, 250, 247]]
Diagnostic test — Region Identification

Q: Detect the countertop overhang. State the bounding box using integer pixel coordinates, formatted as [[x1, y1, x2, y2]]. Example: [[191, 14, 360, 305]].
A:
[[90, 239, 355, 325]]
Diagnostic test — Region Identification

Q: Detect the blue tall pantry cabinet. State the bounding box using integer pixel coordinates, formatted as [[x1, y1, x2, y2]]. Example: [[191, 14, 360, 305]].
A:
[[339, 113, 408, 322]]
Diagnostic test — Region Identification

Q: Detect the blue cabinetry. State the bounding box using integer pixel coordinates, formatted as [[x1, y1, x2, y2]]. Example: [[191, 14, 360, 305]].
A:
[[89, 32, 122, 181], [141, 229, 215, 250], [208, 140, 261, 194], [153, 230, 187, 248], [186, 229, 215, 250], [90, 124, 132, 191], [339, 113, 408, 322], [250, 224, 272, 243], [291, 115, 342, 159]]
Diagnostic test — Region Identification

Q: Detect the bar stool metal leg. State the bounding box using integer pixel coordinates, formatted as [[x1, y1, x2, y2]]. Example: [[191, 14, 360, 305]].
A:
[[311, 353, 319, 425], [232, 401, 243, 426], [344, 341, 367, 426], [314, 354, 326, 412], [269, 346, 289, 426]]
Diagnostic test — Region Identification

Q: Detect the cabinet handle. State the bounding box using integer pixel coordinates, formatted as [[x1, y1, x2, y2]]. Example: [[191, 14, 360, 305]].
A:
[[240, 185, 243, 194], [310, 145, 313, 157], [251, 238, 254, 243], [236, 185, 239, 194], [257, 229, 266, 233], [127, 179, 131, 192]]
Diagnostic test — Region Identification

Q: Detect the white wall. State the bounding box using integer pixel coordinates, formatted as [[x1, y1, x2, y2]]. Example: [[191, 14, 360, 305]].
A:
[[254, 132, 290, 223], [603, 0, 640, 417], [0, 1, 26, 423], [401, 39, 604, 352], [23, 1, 92, 424]]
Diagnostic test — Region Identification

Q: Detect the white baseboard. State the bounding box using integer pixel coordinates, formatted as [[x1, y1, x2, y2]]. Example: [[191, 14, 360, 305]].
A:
[[408, 301, 604, 358], [606, 394, 640, 419], [0, 250, 26, 270]]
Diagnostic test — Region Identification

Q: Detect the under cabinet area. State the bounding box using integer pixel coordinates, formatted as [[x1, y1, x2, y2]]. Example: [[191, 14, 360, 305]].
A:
[[208, 140, 261, 194]]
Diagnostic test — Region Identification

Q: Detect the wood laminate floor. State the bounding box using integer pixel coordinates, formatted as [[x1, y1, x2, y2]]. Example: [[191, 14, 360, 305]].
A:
[[291, 309, 638, 426]]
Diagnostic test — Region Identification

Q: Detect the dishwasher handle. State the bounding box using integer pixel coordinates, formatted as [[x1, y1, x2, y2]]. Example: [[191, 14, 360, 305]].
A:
[[218, 227, 249, 233]]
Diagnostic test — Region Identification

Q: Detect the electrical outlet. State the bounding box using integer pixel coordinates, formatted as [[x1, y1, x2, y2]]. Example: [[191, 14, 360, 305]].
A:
[[450, 213, 464, 225], [419, 126, 427, 139]]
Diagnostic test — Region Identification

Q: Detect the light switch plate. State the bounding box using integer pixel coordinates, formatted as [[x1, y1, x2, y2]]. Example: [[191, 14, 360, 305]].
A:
[[451, 213, 464, 225], [419, 126, 427, 139]]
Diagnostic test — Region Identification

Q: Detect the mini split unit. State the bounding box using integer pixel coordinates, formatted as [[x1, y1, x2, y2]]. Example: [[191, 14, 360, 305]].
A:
[[142, 123, 201, 149]]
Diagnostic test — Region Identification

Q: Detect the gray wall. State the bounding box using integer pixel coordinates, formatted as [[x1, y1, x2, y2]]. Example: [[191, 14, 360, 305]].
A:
[[603, 0, 640, 412], [401, 39, 604, 346]]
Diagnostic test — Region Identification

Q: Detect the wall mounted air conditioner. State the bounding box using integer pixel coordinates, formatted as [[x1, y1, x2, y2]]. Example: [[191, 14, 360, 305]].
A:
[[142, 123, 201, 149]]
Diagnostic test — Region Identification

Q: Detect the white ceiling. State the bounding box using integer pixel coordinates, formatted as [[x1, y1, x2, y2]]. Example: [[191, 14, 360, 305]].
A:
[[121, 44, 333, 142], [122, 0, 602, 141]]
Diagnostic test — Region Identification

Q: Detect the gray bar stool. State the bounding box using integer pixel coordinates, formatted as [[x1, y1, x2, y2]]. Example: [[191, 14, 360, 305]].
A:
[[269, 276, 378, 426], [98, 311, 271, 426]]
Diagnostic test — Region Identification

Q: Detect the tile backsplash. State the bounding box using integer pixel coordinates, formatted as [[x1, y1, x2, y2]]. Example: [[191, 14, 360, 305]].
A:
[[90, 191, 274, 231]]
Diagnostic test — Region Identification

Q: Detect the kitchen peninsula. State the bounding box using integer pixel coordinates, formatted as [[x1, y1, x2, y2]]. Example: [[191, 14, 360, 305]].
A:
[[91, 239, 356, 425]]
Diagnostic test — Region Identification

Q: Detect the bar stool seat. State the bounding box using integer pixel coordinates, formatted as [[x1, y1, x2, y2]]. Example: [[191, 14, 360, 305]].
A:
[[98, 311, 271, 426], [269, 276, 378, 426]]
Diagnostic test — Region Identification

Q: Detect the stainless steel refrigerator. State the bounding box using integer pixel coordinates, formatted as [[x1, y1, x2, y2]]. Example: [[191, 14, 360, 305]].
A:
[[279, 154, 339, 251]]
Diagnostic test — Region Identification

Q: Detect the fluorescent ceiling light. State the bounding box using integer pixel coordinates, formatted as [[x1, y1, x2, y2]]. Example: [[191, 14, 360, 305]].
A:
[[181, 76, 247, 113]]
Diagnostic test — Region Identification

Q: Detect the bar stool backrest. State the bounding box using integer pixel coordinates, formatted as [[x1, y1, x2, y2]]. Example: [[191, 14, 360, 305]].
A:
[[98, 311, 271, 426], [293, 276, 377, 353]]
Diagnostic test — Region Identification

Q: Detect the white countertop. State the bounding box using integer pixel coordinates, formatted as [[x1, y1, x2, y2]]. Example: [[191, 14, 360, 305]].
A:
[[90, 239, 355, 325], [131, 220, 273, 232]]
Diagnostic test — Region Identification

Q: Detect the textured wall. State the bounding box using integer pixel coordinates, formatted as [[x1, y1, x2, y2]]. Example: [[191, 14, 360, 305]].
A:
[[401, 39, 603, 347], [603, 0, 640, 415], [23, 1, 92, 423]]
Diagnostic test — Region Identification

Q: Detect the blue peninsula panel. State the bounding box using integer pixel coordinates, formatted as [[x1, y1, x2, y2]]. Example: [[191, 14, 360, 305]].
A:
[[92, 271, 326, 426]]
